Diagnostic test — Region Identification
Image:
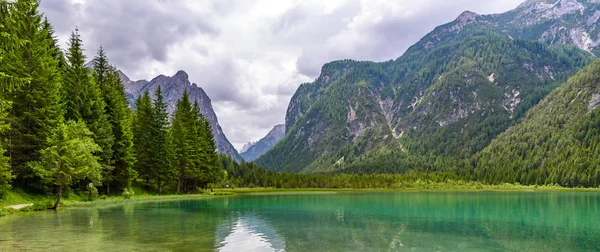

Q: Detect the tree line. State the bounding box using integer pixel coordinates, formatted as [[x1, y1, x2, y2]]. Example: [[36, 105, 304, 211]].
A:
[[0, 0, 222, 207]]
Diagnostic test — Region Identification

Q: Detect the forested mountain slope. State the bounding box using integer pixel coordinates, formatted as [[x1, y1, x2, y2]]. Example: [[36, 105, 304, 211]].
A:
[[473, 60, 600, 187], [257, 1, 596, 173]]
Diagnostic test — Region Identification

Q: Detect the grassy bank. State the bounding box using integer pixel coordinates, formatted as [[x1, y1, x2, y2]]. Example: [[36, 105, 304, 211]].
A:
[[2, 182, 599, 217]]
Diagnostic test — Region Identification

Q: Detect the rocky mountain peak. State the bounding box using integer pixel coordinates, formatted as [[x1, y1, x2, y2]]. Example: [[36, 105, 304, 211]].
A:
[[118, 69, 243, 162], [455, 11, 479, 22], [174, 70, 189, 81], [240, 142, 256, 153], [240, 124, 286, 162]]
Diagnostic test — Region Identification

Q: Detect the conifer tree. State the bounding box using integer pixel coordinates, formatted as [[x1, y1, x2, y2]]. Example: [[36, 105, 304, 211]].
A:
[[151, 86, 173, 194], [190, 101, 206, 191], [132, 91, 154, 183], [171, 89, 195, 193], [4, 0, 64, 191], [63, 29, 114, 182], [93, 47, 136, 194], [32, 121, 102, 209], [0, 0, 22, 196], [201, 113, 222, 188]]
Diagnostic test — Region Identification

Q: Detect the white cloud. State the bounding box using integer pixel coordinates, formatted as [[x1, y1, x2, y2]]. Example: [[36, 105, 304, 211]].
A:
[[40, 0, 524, 150]]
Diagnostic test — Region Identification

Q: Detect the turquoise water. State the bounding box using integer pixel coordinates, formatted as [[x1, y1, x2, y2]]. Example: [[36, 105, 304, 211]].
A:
[[1, 191, 599, 251]]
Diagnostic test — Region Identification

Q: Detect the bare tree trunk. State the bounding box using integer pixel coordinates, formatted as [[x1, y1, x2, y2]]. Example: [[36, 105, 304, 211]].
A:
[[51, 186, 62, 210], [107, 182, 110, 196], [177, 179, 181, 194]]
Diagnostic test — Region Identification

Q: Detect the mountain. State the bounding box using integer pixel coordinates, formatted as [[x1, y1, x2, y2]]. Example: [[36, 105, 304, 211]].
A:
[[240, 142, 256, 153], [120, 70, 243, 162], [473, 59, 600, 187], [240, 124, 285, 162], [417, 0, 600, 56], [256, 0, 596, 173]]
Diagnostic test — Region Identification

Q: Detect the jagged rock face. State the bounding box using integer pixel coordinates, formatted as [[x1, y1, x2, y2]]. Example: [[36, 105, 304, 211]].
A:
[[256, 0, 595, 173], [240, 124, 286, 162], [121, 70, 243, 162], [421, 0, 600, 55], [240, 142, 255, 153], [285, 61, 357, 133]]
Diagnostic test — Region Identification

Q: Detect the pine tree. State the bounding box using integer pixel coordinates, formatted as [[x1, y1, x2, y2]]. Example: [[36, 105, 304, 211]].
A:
[[93, 47, 136, 194], [4, 0, 64, 191], [151, 86, 173, 194], [63, 29, 114, 183]]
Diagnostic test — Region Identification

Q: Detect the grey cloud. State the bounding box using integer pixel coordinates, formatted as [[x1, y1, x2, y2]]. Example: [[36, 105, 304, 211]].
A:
[[294, 0, 523, 78], [41, 0, 219, 75], [38, 0, 525, 147]]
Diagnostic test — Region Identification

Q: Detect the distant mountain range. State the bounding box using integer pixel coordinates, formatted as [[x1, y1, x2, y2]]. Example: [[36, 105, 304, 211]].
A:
[[257, 0, 599, 173], [240, 124, 285, 162], [117, 69, 243, 162]]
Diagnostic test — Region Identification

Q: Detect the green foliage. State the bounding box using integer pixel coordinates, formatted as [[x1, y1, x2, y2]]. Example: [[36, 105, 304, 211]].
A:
[[0, 0, 19, 197], [4, 0, 65, 192], [473, 60, 600, 187], [31, 120, 102, 207], [132, 87, 174, 194], [258, 25, 593, 175], [87, 182, 98, 201], [93, 47, 136, 193], [151, 86, 173, 193], [133, 91, 154, 182], [63, 29, 114, 173], [170, 90, 223, 193], [122, 187, 134, 199], [33, 121, 102, 187]]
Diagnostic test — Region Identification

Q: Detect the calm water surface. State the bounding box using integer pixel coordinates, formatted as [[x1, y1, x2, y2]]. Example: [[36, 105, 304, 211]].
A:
[[1, 191, 599, 251]]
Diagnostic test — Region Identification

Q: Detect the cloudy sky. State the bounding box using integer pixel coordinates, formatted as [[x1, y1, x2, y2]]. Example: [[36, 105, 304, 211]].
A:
[[40, 0, 524, 150]]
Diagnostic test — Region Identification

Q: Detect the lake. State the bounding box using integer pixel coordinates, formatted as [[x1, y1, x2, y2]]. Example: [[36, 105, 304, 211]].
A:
[[0, 191, 599, 251]]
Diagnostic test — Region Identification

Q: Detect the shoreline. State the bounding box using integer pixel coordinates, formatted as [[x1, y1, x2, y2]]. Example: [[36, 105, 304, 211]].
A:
[[2, 186, 600, 217]]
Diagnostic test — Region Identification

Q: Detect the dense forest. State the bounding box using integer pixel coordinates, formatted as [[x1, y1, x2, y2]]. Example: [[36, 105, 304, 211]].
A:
[[473, 60, 600, 187], [0, 0, 222, 207], [2, 0, 600, 206], [257, 26, 593, 174]]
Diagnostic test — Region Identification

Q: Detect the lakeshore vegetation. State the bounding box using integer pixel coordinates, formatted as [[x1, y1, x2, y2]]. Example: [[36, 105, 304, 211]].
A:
[[2, 0, 600, 213], [0, 0, 222, 208]]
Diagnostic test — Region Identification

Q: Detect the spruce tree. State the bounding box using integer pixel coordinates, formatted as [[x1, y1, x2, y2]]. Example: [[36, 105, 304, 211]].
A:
[[190, 101, 206, 191], [32, 120, 102, 209], [151, 86, 173, 194], [93, 47, 136, 194], [132, 91, 154, 183], [201, 113, 222, 188], [171, 89, 194, 193], [63, 29, 114, 183], [4, 0, 64, 191], [0, 0, 22, 196]]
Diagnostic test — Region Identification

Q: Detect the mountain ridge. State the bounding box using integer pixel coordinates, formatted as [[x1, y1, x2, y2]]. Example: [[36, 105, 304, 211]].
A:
[[240, 124, 285, 162], [257, 0, 596, 173], [119, 70, 243, 162]]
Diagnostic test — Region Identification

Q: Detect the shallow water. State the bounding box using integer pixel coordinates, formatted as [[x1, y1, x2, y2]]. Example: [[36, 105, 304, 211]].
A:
[[1, 191, 599, 251]]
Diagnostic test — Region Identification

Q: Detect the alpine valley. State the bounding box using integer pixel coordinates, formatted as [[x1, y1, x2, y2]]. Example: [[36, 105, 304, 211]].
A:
[[256, 0, 600, 185]]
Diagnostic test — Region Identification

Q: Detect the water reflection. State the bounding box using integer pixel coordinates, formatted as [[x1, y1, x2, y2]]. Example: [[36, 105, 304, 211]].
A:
[[0, 192, 599, 251], [217, 214, 285, 252]]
